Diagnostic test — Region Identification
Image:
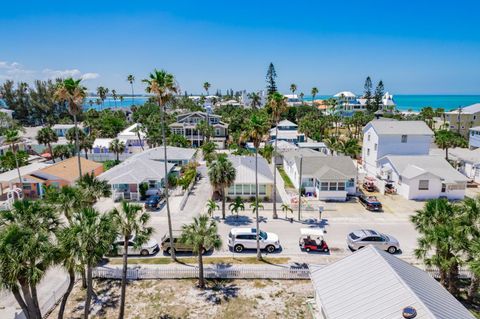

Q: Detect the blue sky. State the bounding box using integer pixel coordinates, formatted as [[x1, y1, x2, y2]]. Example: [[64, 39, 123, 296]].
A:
[[1, 0, 480, 94]]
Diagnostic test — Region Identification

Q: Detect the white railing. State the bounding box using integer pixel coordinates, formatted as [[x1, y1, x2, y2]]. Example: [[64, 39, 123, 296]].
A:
[[93, 266, 311, 280]]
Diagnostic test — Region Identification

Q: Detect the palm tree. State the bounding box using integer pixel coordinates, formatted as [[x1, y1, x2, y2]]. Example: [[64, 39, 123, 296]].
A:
[[250, 201, 264, 215], [71, 208, 116, 319], [0, 200, 60, 319], [323, 136, 339, 155], [203, 82, 211, 96], [201, 140, 216, 163], [77, 172, 111, 206], [109, 138, 126, 161], [460, 197, 480, 302], [245, 112, 270, 260], [248, 92, 261, 109], [299, 92, 305, 104], [112, 201, 153, 319], [337, 138, 361, 158], [311, 87, 319, 105], [180, 214, 222, 288], [206, 199, 219, 218], [4, 128, 23, 189], [36, 127, 59, 163], [268, 93, 287, 219], [96, 86, 109, 109], [281, 203, 293, 219], [208, 155, 236, 219], [54, 78, 87, 177], [435, 130, 466, 161], [44, 185, 81, 222], [127, 75, 135, 106], [290, 83, 297, 97], [111, 89, 118, 108], [143, 69, 178, 260], [229, 197, 245, 219]]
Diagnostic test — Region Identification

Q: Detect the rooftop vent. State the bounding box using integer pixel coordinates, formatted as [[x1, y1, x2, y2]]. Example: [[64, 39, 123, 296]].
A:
[[402, 306, 417, 319]]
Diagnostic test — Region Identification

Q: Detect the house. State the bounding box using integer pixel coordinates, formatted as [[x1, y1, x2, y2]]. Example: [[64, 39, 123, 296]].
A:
[[169, 112, 228, 149], [269, 119, 305, 144], [282, 150, 357, 201], [131, 146, 196, 166], [51, 124, 87, 137], [469, 126, 480, 148], [15, 157, 103, 198], [445, 103, 480, 137], [284, 94, 302, 107], [297, 142, 329, 155], [0, 162, 51, 195], [226, 155, 274, 199], [430, 147, 480, 183], [92, 123, 146, 155], [309, 245, 475, 319], [98, 157, 175, 201], [362, 120, 434, 176], [336, 91, 397, 114], [0, 96, 13, 118], [240, 90, 267, 108], [377, 155, 467, 200]]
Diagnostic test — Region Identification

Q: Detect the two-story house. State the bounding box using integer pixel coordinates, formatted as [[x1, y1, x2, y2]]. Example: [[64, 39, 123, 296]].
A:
[[270, 119, 305, 144], [362, 120, 433, 176], [169, 112, 228, 149], [445, 103, 480, 137]]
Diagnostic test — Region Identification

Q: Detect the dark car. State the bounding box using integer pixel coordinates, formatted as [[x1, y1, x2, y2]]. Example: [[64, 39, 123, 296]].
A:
[[144, 195, 162, 210], [358, 195, 382, 211]]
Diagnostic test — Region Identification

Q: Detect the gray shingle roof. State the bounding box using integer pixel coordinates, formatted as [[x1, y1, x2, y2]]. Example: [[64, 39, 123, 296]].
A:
[[366, 120, 433, 135], [310, 245, 475, 319], [228, 155, 273, 184], [293, 155, 356, 180]]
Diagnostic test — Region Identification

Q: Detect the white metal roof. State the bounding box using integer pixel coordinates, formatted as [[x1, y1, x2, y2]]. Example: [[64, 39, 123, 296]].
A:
[[334, 91, 356, 98], [310, 245, 475, 319], [228, 155, 273, 185], [93, 138, 113, 148], [0, 162, 52, 184], [365, 120, 433, 135], [300, 228, 324, 236], [446, 103, 480, 115], [131, 146, 196, 162]]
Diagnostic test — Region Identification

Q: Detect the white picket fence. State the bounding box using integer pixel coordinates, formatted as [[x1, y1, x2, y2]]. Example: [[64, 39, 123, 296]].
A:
[[93, 266, 311, 280]]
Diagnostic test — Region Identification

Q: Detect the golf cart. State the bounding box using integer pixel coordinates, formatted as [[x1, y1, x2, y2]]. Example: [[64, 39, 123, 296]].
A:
[[299, 228, 329, 253]]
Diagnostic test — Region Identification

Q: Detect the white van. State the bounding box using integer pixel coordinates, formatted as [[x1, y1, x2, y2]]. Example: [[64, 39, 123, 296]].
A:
[[228, 228, 280, 253]]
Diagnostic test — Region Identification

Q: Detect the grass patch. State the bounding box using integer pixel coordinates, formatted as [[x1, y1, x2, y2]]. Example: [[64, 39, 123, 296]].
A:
[[107, 256, 290, 265], [278, 166, 294, 189]]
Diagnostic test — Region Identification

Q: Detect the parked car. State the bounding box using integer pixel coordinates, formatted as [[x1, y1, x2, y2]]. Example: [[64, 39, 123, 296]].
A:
[[144, 195, 162, 210], [299, 228, 329, 253], [228, 228, 280, 253], [347, 229, 399, 254], [363, 180, 376, 192], [358, 195, 382, 211], [113, 236, 160, 256], [161, 232, 213, 255]]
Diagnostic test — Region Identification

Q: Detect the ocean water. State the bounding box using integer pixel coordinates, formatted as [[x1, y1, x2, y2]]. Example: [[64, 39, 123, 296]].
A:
[[84, 95, 480, 112]]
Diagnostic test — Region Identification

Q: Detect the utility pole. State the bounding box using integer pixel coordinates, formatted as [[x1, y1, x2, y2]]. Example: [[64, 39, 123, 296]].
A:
[[297, 156, 303, 221]]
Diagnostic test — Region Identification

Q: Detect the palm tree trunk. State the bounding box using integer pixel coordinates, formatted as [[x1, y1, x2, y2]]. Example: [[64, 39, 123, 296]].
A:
[[116, 151, 119, 162], [119, 238, 128, 319], [11, 286, 30, 319], [131, 84, 134, 107], [20, 281, 36, 319], [48, 143, 56, 163], [84, 265, 93, 319], [255, 149, 261, 260], [73, 114, 83, 177], [160, 98, 176, 261], [81, 267, 87, 289], [272, 126, 279, 219], [58, 268, 75, 319], [222, 189, 226, 219], [30, 284, 42, 319], [467, 272, 479, 303], [137, 131, 144, 151], [198, 245, 205, 288], [12, 144, 23, 190]]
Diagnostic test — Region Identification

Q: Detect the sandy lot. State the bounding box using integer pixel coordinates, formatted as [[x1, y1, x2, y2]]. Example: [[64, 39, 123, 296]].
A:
[[49, 279, 314, 319]]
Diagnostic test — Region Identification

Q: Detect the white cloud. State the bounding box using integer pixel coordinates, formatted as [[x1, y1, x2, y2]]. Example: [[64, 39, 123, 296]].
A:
[[80, 72, 100, 81], [42, 68, 82, 79]]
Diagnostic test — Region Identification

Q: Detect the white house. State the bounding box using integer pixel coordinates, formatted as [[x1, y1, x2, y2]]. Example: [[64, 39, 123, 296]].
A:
[[362, 120, 434, 176], [284, 94, 302, 107], [270, 119, 305, 144], [226, 155, 274, 199], [282, 150, 357, 201], [309, 245, 475, 319], [377, 155, 467, 200], [469, 126, 480, 149], [431, 147, 480, 183]]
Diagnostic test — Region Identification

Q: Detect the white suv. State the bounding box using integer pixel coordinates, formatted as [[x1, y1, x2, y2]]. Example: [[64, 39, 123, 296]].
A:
[[228, 228, 280, 253]]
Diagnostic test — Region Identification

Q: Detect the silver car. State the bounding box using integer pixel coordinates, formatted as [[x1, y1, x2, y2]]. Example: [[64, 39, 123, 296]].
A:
[[347, 229, 400, 254]]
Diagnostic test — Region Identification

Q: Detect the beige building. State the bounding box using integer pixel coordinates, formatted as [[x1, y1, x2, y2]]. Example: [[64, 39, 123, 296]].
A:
[[445, 103, 480, 137]]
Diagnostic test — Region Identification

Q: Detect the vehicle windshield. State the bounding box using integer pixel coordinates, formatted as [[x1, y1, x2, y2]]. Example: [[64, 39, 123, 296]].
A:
[[259, 231, 267, 240], [349, 232, 360, 240]]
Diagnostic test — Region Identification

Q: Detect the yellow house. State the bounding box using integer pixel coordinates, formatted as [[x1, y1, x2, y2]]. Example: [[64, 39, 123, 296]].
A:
[[445, 103, 480, 137]]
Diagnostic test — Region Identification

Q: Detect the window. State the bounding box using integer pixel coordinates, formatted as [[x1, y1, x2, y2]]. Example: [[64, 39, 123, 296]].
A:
[[215, 128, 220, 136], [367, 148, 370, 156], [320, 182, 329, 191], [329, 182, 337, 191], [235, 184, 242, 194], [367, 134, 371, 141], [347, 179, 355, 187], [441, 183, 446, 193], [419, 180, 429, 190], [259, 185, 266, 195], [401, 135, 408, 143], [228, 186, 235, 195], [374, 143, 377, 151], [242, 184, 252, 195], [474, 115, 477, 120], [338, 182, 345, 191]]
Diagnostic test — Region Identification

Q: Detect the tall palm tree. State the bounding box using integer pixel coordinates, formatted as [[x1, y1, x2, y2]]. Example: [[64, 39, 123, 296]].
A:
[[112, 201, 153, 319], [206, 199, 219, 218], [36, 127, 58, 163], [0, 200, 60, 319], [245, 112, 270, 260], [96, 86, 109, 109], [111, 89, 118, 108], [4, 128, 23, 189], [248, 92, 261, 109], [268, 93, 287, 219], [180, 214, 222, 288], [290, 83, 297, 97], [143, 69, 178, 260], [71, 208, 116, 319], [109, 138, 126, 161], [229, 196, 245, 219], [460, 197, 480, 302], [208, 155, 236, 219], [44, 185, 81, 222], [127, 75, 135, 106], [311, 87, 319, 106], [203, 82, 211, 96], [54, 78, 87, 177], [77, 172, 111, 206], [337, 138, 361, 158], [299, 92, 305, 104]]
